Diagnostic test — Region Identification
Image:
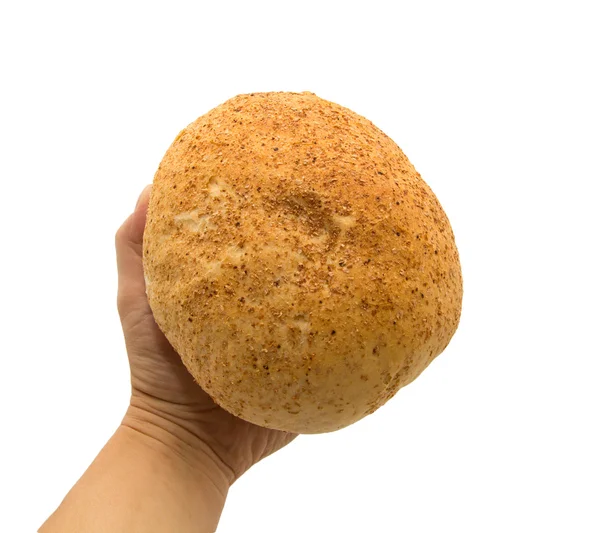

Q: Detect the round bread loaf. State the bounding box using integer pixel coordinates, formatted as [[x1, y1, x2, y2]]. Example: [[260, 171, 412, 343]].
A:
[[143, 92, 462, 433]]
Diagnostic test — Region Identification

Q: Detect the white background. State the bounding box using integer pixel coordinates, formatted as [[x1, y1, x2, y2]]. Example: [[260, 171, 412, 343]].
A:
[[1, 1, 599, 532]]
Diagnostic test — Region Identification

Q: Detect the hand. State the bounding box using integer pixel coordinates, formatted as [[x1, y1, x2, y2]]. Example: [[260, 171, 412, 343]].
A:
[[40, 185, 296, 533], [115, 185, 296, 487]]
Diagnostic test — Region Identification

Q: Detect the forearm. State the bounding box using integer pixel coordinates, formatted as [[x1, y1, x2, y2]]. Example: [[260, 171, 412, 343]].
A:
[[40, 409, 230, 533]]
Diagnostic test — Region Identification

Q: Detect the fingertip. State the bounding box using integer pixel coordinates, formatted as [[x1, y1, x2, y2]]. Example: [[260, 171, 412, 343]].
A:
[[130, 187, 151, 246], [135, 184, 153, 211], [116, 185, 153, 250]]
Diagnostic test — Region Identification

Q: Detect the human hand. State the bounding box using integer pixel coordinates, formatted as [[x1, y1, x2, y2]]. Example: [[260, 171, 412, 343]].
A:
[[40, 185, 297, 533], [116, 185, 296, 488]]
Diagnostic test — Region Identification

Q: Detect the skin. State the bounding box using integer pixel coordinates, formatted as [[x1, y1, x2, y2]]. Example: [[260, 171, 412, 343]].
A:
[[40, 185, 296, 533]]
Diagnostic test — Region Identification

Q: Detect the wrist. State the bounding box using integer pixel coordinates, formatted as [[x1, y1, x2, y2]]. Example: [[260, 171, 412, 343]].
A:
[[122, 399, 232, 497]]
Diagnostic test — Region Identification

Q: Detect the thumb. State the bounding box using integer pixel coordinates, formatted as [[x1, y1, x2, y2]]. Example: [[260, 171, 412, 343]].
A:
[[116, 185, 152, 320]]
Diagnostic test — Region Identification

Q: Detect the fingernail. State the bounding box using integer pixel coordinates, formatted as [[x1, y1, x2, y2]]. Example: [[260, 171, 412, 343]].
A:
[[135, 184, 152, 209]]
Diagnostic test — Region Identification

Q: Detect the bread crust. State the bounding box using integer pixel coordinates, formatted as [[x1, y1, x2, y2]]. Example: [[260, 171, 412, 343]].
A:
[[143, 92, 462, 433]]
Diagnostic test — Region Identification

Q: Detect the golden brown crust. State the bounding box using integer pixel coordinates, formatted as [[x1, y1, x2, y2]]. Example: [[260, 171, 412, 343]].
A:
[[143, 92, 462, 433]]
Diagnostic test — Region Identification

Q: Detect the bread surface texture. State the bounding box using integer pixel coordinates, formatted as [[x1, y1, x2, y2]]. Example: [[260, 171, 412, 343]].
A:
[[143, 92, 462, 433]]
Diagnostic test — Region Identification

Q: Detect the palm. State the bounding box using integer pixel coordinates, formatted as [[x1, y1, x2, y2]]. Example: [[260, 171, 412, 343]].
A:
[[125, 306, 295, 479]]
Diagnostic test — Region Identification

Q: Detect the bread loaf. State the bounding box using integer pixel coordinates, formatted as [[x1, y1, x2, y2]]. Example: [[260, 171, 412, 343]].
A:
[[143, 92, 462, 433]]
